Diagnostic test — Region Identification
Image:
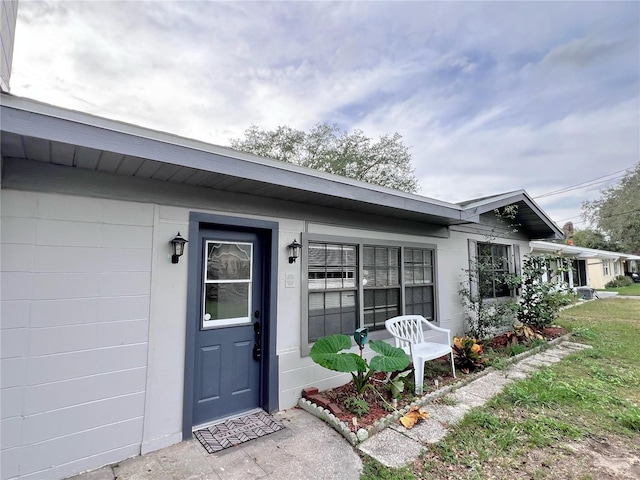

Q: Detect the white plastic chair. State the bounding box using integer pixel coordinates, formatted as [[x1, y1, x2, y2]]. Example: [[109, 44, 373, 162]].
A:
[[385, 315, 456, 395]]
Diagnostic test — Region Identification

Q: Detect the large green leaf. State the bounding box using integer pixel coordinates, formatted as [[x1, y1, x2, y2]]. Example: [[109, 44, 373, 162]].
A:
[[309, 334, 367, 372], [369, 340, 411, 372]]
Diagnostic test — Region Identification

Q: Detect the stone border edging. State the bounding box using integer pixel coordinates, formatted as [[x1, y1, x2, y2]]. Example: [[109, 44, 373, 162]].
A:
[[297, 333, 575, 445]]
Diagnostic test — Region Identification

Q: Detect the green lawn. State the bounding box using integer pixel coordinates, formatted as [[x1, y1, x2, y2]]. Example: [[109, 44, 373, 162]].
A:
[[603, 282, 640, 296], [361, 298, 640, 479]]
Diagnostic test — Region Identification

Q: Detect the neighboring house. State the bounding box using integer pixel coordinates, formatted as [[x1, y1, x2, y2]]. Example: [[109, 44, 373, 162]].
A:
[[0, 0, 18, 93], [0, 94, 563, 480], [530, 241, 640, 290]]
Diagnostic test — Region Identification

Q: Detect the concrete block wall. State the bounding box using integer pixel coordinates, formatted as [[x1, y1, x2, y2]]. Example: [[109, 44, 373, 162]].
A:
[[1, 190, 154, 480]]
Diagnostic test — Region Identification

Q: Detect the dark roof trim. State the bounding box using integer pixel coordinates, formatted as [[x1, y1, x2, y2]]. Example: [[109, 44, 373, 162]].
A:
[[460, 190, 564, 238]]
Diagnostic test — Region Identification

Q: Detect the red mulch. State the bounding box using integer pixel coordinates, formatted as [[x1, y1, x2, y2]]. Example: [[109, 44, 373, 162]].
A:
[[310, 327, 569, 432]]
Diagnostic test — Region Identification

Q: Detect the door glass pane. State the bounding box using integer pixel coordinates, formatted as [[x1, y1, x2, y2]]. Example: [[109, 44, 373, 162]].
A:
[[203, 241, 252, 328], [207, 242, 252, 281], [204, 284, 249, 319]]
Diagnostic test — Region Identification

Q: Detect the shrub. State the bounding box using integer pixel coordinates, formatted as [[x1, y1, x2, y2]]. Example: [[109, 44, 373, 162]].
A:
[[606, 275, 633, 288], [516, 254, 573, 329], [452, 336, 487, 373]]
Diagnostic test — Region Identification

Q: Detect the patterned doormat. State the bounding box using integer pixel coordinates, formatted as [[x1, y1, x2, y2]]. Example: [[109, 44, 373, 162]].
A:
[[194, 410, 285, 453]]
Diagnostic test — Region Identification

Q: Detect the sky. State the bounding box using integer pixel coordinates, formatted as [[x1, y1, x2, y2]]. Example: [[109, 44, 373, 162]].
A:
[[9, 0, 640, 230]]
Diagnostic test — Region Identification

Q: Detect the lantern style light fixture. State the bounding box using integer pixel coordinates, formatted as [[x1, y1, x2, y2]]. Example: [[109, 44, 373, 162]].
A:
[[287, 239, 301, 264], [170, 232, 188, 264]]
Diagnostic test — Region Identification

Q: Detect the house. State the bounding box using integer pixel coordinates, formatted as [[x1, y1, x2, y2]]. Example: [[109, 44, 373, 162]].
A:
[[0, 93, 565, 480], [530, 240, 640, 289]]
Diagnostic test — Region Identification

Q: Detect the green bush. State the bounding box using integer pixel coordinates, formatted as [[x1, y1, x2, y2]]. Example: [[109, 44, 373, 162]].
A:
[[606, 275, 633, 288]]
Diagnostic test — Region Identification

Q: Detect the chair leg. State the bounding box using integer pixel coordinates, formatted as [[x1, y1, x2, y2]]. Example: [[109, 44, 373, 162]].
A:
[[414, 359, 424, 395], [450, 351, 456, 378]]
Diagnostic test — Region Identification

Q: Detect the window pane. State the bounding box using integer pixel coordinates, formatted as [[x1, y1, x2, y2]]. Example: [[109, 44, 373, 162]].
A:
[[343, 268, 356, 288], [306, 241, 360, 342], [404, 265, 414, 285], [204, 283, 249, 321], [405, 249, 413, 263], [388, 248, 399, 267], [309, 292, 325, 313], [343, 246, 356, 266], [389, 267, 399, 285], [424, 267, 433, 283], [308, 268, 326, 290], [412, 249, 422, 263], [363, 246, 375, 266], [308, 243, 325, 266], [375, 268, 388, 286], [206, 242, 252, 281], [326, 244, 342, 266], [342, 291, 356, 308], [375, 247, 387, 266], [413, 266, 424, 284]]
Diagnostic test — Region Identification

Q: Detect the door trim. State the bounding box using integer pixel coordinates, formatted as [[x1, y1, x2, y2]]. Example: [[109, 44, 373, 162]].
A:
[[182, 212, 279, 440]]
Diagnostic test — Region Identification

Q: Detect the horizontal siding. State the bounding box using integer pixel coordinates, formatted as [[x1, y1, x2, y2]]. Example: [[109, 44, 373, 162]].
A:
[[26, 343, 148, 385], [0, 190, 153, 480], [22, 392, 146, 444], [18, 417, 144, 477]]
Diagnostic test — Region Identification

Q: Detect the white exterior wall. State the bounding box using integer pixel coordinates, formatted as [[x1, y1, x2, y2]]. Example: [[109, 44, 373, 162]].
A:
[[1, 190, 154, 480], [1, 185, 533, 480], [0, 0, 18, 92]]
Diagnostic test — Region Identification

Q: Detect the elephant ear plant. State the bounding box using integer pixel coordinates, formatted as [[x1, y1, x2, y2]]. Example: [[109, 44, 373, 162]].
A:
[[309, 334, 411, 395]]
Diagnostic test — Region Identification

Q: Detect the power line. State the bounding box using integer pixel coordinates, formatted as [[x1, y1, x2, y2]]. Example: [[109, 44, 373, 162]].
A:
[[533, 166, 634, 199], [556, 209, 640, 229], [535, 173, 628, 199]]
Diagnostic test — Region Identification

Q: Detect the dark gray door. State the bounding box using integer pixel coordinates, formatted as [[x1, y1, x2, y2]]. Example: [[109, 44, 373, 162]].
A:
[[193, 229, 263, 426]]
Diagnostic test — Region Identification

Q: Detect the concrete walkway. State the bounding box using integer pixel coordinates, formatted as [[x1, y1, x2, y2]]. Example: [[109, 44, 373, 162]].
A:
[[70, 340, 591, 480], [69, 407, 362, 480], [358, 341, 592, 467]]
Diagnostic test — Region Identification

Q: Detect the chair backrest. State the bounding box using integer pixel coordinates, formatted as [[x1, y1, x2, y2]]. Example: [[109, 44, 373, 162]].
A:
[[385, 315, 428, 349]]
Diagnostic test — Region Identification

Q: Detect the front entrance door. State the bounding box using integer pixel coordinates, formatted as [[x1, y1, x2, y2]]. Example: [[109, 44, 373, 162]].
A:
[[193, 228, 263, 426]]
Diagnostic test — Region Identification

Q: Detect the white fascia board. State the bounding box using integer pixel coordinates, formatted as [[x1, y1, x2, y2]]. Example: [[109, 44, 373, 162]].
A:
[[530, 241, 626, 260]]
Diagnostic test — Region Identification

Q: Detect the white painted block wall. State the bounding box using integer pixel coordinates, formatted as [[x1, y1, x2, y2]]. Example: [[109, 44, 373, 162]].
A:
[[0, 185, 534, 480], [1, 191, 154, 480]]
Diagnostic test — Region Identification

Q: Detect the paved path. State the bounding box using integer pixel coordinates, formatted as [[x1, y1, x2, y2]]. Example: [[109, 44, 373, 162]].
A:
[[70, 340, 591, 480], [69, 407, 362, 480], [358, 341, 592, 468]]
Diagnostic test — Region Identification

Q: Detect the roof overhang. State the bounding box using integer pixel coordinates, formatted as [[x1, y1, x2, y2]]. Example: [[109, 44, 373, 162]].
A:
[[1, 94, 562, 239], [459, 190, 564, 240], [530, 240, 634, 260], [1, 94, 470, 226]]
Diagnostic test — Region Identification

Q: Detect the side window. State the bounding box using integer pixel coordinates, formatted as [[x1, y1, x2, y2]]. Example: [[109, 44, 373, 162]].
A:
[[307, 242, 358, 343], [477, 242, 511, 299]]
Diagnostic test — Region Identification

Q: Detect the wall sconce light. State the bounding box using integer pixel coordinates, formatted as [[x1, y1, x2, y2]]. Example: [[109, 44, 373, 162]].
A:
[[287, 239, 301, 264], [170, 232, 188, 264]]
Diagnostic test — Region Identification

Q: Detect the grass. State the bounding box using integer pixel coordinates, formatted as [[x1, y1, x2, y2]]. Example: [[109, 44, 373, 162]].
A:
[[603, 282, 640, 296], [360, 298, 640, 479]]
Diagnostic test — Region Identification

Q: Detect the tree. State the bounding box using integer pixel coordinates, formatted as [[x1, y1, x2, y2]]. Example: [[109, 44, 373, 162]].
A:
[[229, 123, 419, 193], [582, 163, 640, 254], [571, 228, 617, 251]]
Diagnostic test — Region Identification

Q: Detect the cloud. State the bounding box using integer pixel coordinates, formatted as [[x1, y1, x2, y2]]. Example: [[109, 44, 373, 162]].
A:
[[9, 0, 640, 231]]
